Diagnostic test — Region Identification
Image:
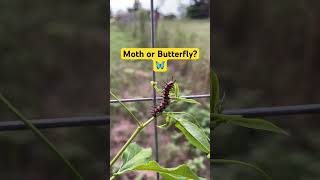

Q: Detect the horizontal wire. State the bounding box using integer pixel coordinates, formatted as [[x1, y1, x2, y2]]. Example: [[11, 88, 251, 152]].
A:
[[110, 94, 210, 103], [0, 115, 108, 131], [1, 95, 320, 131], [224, 104, 320, 117]]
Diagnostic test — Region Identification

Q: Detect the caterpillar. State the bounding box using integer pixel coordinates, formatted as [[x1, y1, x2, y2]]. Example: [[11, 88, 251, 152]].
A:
[[151, 79, 175, 117]]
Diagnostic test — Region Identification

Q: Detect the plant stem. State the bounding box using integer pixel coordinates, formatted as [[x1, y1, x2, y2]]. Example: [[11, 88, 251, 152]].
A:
[[0, 93, 84, 180], [110, 175, 116, 180], [110, 91, 142, 127], [211, 159, 272, 180], [110, 117, 155, 167], [110, 127, 141, 166]]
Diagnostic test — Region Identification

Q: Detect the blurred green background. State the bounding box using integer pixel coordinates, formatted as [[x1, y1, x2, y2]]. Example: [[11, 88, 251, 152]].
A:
[[213, 0, 320, 180], [110, 0, 210, 179], [0, 0, 107, 179]]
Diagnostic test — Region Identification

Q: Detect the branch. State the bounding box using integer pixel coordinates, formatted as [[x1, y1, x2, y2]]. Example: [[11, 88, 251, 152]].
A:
[[110, 91, 142, 127], [0, 93, 84, 180]]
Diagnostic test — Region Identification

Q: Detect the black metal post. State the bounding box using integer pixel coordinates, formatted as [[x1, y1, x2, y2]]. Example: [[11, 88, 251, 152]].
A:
[[150, 0, 160, 179]]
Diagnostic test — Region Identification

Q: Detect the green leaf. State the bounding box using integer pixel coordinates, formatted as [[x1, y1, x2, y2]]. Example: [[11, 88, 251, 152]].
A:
[[158, 113, 175, 129], [210, 70, 220, 113], [158, 123, 169, 129], [164, 112, 202, 130], [115, 145, 205, 179], [175, 119, 210, 153], [151, 81, 162, 94], [116, 143, 152, 175], [174, 83, 180, 97], [213, 114, 288, 135], [175, 97, 200, 105], [160, 173, 182, 179], [211, 159, 272, 180], [134, 161, 204, 180]]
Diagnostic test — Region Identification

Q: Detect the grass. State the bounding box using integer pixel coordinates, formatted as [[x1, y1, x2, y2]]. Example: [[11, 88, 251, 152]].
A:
[[110, 18, 210, 97], [110, 18, 210, 179]]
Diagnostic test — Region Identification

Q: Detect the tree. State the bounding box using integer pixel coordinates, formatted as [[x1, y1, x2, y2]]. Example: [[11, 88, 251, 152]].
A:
[[186, 0, 209, 19]]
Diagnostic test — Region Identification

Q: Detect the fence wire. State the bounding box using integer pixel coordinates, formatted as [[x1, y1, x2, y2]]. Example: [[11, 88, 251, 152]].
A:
[[150, 1, 159, 179], [110, 94, 210, 103], [1, 99, 320, 131]]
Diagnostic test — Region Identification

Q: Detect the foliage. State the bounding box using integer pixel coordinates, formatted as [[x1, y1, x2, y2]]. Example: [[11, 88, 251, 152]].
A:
[[175, 118, 210, 153], [0, 94, 84, 179], [214, 1, 320, 179], [111, 18, 210, 97], [186, 0, 209, 19], [115, 143, 152, 175], [110, 17, 210, 179], [211, 70, 289, 180], [110, 81, 209, 179], [114, 143, 201, 180]]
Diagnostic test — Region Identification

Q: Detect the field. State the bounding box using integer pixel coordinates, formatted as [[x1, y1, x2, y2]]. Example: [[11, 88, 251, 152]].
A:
[[110, 18, 210, 179]]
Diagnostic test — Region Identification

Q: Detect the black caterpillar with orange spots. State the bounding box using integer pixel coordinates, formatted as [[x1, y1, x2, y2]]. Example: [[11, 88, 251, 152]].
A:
[[151, 79, 175, 117]]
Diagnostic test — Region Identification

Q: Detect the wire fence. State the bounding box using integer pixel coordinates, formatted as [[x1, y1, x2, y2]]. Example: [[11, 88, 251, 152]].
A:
[[1, 94, 320, 131], [150, 2, 159, 179]]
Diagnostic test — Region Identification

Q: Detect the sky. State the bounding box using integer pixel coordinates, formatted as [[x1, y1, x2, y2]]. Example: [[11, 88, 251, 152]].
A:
[[110, 0, 192, 16]]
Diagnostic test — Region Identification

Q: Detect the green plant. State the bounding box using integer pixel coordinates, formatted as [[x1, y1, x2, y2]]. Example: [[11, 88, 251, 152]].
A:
[[110, 80, 210, 180], [210, 70, 289, 180], [0, 93, 84, 180]]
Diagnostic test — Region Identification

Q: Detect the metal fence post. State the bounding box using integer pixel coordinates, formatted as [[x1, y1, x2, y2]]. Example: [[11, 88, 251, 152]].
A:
[[150, 0, 160, 179]]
